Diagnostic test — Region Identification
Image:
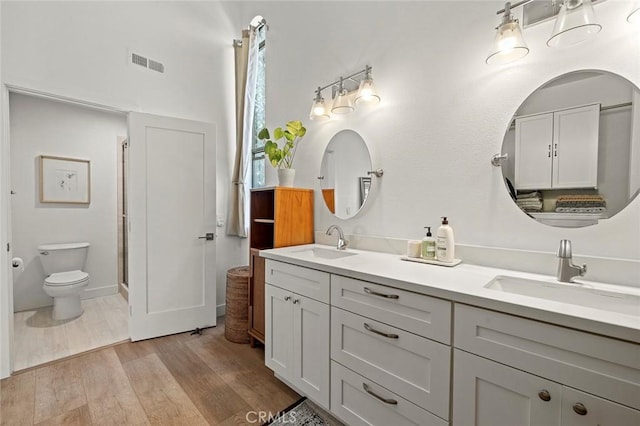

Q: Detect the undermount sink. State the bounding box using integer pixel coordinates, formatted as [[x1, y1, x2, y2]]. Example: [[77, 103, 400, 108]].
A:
[[295, 247, 358, 260], [485, 275, 640, 316]]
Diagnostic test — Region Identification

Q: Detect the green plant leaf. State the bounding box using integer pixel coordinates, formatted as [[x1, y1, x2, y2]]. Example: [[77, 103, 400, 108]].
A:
[[274, 127, 284, 140], [283, 130, 294, 141], [257, 128, 270, 140]]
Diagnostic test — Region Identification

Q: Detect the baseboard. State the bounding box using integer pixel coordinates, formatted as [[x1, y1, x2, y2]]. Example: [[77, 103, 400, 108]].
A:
[[216, 303, 226, 317], [81, 285, 118, 300]]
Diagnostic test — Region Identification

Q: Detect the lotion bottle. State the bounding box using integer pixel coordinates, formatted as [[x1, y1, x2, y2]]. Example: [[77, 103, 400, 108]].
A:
[[421, 227, 436, 260], [436, 217, 455, 263]]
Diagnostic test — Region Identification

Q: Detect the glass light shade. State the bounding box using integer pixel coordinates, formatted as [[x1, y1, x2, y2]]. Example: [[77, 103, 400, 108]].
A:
[[628, 3, 640, 24], [331, 88, 355, 114], [547, 0, 601, 47], [309, 97, 330, 121], [355, 78, 381, 104], [486, 21, 529, 65]]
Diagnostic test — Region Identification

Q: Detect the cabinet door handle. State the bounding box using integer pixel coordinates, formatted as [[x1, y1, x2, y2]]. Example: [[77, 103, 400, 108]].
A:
[[554, 143, 558, 157], [284, 296, 291, 301], [364, 323, 399, 339], [548, 144, 551, 158], [538, 390, 551, 401], [572, 403, 588, 416], [364, 287, 399, 299], [362, 383, 398, 405], [292, 299, 300, 304]]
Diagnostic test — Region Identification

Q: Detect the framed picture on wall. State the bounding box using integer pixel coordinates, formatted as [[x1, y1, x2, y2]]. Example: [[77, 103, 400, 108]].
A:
[[40, 155, 91, 204]]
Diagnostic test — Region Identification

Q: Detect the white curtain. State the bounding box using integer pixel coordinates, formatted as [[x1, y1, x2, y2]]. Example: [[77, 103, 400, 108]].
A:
[[227, 27, 259, 237]]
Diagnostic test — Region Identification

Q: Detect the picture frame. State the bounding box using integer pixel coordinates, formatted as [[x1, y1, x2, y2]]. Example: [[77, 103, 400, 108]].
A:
[[40, 155, 91, 204], [359, 176, 371, 206]]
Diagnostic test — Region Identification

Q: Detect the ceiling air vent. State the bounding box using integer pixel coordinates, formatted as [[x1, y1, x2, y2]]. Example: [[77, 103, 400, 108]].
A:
[[130, 52, 165, 74], [131, 53, 148, 68], [148, 59, 165, 74]]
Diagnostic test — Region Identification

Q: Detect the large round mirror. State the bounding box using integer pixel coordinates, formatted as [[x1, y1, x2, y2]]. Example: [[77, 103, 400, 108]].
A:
[[319, 129, 372, 219], [501, 70, 640, 228]]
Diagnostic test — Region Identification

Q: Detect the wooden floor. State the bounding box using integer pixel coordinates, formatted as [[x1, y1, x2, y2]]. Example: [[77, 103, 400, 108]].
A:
[[1, 320, 299, 425]]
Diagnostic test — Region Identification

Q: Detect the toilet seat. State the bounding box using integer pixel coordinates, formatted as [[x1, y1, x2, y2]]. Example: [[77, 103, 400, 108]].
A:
[[45, 270, 89, 286]]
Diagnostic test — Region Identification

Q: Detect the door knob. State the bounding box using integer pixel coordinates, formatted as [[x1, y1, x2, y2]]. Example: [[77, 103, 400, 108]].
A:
[[198, 233, 215, 241]]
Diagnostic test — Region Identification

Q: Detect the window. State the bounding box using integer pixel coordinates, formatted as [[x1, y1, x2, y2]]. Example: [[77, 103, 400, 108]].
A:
[[252, 27, 266, 188]]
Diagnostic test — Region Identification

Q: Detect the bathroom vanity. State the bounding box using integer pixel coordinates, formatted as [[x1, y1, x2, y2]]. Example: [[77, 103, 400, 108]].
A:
[[261, 244, 640, 426]]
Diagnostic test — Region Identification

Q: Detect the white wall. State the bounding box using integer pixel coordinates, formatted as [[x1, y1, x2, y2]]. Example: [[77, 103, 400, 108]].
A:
[[0, 1, 248, 318], [0, 0, 12, 379], [226, 0, 640, 261], [0, 1, 249, 376], [10, 93, 125, 311]]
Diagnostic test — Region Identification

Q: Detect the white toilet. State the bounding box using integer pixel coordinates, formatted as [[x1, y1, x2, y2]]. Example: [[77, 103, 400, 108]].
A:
[[38, 242, 90, 320]]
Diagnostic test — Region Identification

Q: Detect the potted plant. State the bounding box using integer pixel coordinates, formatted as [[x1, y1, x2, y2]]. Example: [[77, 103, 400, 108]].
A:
[[257, 120, 307, 187]]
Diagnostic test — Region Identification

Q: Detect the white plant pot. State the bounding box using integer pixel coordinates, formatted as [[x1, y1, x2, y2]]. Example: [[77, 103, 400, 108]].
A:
[[278, 168, 296, 187]]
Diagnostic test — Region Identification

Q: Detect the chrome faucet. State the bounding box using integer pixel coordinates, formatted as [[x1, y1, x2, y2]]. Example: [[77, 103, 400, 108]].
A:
[[326, 225, 348, 250], [557, 239, 587, 283]]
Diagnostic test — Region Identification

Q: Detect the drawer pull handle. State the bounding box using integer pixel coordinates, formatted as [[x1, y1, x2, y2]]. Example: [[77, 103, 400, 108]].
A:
[[362, 383, 398, 405], [364, 323, 399, 339], [572, 403, 587, 416], [538, 390, 551, 401], [364, 287, 399, 299], [292, 299, 300, 304], [284, 296, 291, 301]]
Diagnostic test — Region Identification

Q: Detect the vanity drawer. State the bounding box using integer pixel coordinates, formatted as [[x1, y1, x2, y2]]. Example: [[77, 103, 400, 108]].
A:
[[331, 307, 450, 419], [331, 275, 451, 344], [265, 260, 330, 303], [330, 361, 448, 426], [454, 304, 640, 410]]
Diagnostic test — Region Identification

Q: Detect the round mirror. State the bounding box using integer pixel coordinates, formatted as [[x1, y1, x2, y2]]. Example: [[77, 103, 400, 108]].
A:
[[319, 129, 372, 219], [501, 70, 640, 228]]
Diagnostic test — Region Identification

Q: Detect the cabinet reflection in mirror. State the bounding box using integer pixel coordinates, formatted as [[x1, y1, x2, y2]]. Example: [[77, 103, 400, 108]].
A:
[[319, 130, 372, 219], [501, 70, 640, 228]]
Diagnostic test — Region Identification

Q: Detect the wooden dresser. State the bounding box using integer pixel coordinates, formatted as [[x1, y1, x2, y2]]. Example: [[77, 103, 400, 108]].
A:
[[248, 187, 314, 345]]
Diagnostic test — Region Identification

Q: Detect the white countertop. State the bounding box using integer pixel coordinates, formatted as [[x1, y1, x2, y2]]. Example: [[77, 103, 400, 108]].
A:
[[260, 244, 640, 343]]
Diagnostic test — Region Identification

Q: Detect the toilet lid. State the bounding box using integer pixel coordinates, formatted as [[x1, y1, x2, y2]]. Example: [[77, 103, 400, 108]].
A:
[[45, 270, 89, 286]]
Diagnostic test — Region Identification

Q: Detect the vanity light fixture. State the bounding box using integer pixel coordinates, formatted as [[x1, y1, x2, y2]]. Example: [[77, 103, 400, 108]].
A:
[[309, 87, 330, 121], [309, 65, 380, 120], [547, 0, 601, 47], [355, 66, 381, 105], [486, 2, 529, 65], [331, 78, 355, 115], [488, 0, 606, 65]]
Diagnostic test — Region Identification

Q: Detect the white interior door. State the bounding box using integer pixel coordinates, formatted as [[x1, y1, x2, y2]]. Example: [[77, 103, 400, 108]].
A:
[[128, 112, 216, 341]]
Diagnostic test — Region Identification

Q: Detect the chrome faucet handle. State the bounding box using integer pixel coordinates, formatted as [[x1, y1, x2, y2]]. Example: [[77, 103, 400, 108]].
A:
[[557, 239, 572, 258], [579, 263, 587, 277]]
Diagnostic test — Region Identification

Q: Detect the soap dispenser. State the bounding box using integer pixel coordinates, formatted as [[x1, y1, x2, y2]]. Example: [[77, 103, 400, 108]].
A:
[[421, 227, 436, 260], [436, 217, 455, 263]]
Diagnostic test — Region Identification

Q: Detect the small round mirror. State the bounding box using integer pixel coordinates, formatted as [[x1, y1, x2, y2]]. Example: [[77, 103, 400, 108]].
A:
[[319, 130, 372, 219], [501, 70, 640, 228]]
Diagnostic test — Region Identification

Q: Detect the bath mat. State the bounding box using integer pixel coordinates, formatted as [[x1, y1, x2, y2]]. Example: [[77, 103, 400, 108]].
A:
[[263, 397, 343, 426]]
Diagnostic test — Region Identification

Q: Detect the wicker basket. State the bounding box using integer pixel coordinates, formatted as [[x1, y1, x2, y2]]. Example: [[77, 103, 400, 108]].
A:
[[225, 266, 250, 343]]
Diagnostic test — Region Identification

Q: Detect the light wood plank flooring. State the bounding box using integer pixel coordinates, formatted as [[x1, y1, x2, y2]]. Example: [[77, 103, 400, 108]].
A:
[[1, 319, 299, 425], [13, 294, 129, 371]]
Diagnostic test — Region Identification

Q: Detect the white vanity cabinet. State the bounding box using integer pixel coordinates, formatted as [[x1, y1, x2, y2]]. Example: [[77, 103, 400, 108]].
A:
[[453, 304, 640, 426], [264, 260, 330, 409], [330, 275, 452, 425], [515, 103, 600, 190]]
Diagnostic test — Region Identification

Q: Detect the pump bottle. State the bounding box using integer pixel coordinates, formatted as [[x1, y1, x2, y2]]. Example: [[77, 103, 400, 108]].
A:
[[436, 217, 455, 263], [421, 227, 436, 260]]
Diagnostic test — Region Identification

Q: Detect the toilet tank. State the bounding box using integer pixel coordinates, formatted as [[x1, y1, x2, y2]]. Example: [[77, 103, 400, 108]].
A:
[[38, 242, 90, 275]]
